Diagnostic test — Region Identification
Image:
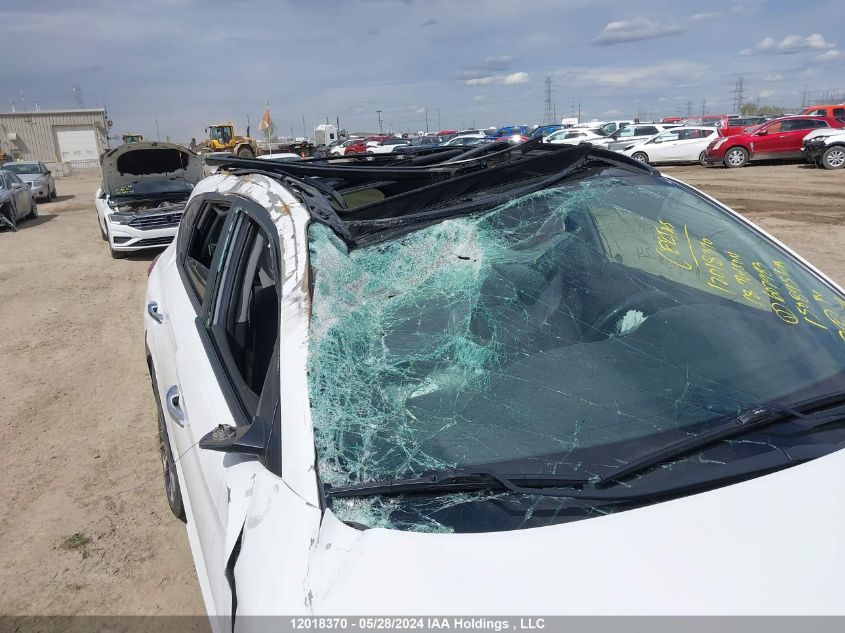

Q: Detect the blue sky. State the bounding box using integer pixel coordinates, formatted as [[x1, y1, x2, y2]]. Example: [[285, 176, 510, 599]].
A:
[[1, 0, 843, 140]]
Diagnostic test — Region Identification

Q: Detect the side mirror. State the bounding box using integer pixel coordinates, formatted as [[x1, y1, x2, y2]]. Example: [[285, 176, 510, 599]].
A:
[[45, 170, 51, 175], [199, 416, 269, 456], [756, 129, 768, 136], [97, 190, 107, 199]]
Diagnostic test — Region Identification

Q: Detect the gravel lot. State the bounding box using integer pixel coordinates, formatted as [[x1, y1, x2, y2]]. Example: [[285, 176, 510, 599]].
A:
[[0, 162, 843, 616]]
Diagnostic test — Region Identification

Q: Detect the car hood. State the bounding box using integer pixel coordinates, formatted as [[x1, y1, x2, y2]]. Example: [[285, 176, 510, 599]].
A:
[[305, 447, 845, 615], [101, 141, 202, 197]]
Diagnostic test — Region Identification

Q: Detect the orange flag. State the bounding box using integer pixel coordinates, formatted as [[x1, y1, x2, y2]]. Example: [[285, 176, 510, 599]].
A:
[[259, 102, 271, 131]]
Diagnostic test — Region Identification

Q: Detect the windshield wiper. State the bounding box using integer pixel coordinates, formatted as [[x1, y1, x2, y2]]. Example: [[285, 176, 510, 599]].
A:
[[595, 390, 845, 487], [325, 468, 593, 499], [324, 444, 839, 502], [325, 391, 845, 502]]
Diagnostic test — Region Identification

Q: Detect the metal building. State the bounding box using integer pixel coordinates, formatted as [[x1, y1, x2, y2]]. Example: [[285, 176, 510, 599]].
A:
[[0, 108, 110, 171]]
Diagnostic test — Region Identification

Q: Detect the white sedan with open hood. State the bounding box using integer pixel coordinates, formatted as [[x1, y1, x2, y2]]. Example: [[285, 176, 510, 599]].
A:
[[144, 140, 845, 626], [96, 141, 202, 258]]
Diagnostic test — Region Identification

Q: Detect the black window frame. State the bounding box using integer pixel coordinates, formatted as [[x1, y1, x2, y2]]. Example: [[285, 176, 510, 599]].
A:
[[192, 195, 283, 428], [177, 195, 234, 313]]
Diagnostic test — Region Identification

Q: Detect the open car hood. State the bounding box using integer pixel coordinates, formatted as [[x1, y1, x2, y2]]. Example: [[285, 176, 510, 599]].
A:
[[101, 141, 202, 197]]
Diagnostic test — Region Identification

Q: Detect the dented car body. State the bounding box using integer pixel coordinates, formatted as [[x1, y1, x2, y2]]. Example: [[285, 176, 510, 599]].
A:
[[96, 141, 202, 257], [144, 141, 845, 625]]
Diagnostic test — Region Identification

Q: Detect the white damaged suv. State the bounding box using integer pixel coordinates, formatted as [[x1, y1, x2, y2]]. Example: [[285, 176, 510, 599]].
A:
[[802, 127, 845, 169], [96, 141, 202, 258], [145, 142, 845, 623]]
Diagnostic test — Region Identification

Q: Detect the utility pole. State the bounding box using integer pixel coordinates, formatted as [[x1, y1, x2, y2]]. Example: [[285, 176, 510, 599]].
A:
[[701, 99, 707, 116], [686, 100, 693, 117], [543, 76, 555, 124], [301, 114, 306, 137], [424, 108, 429, 133], [731, 77, 745, 113], [376, 109, 383, 134], [155, 115, 161, 141], [577, 100, 582, 123]]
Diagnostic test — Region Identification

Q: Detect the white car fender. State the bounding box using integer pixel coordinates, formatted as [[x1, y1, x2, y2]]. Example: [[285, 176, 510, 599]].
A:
[[233, 469, 323, 623]]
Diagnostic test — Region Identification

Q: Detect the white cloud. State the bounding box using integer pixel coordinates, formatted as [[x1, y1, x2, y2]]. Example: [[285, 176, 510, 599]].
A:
[[814, 49, 843, 63], [473, 95, 486, 102], [758, 90, 775, 99], [604, 109, 621, 115], [763, 74, 784, 82], [690, 12, 721, 21], [502, 71, 529, 85], [740, 33, 835, 56], [594, 18, 684, 45], [466, 71, 529, 86]]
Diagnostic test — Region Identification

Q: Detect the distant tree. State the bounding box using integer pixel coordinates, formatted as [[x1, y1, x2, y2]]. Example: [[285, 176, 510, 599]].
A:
[[740, 103, 786, 117]]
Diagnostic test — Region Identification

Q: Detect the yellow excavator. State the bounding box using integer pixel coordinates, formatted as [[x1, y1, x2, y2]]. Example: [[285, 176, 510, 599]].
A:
[[197, 122, 258, 157], [121, 133, 144, 143]]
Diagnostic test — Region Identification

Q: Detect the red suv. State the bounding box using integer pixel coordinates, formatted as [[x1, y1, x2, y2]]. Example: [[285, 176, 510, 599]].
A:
[[344, 139, 369, 155], [703, 115, 845, 167]]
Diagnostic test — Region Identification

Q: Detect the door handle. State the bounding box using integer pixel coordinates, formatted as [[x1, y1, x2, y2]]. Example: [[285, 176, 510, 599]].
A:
[[147, 301, 166, 324], [166, 385, 187, 427]]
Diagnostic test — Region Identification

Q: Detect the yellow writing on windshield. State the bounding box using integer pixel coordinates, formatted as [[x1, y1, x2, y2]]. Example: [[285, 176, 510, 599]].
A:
[[649, 220, 845, 342], [700, 238, 735, 296], [771, 260, 828, 330], [655, 220, 693, 270]]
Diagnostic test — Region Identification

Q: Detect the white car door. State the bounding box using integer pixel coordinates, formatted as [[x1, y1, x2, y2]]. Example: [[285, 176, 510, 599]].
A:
[[642, 129, 680, 161], [153, 193, 283, 619], [665, 128, 715, 161], [152, 196, 239, 616]]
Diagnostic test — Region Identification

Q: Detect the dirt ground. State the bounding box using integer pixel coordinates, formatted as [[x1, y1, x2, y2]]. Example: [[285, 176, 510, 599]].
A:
[[0, 162, 843, 617]]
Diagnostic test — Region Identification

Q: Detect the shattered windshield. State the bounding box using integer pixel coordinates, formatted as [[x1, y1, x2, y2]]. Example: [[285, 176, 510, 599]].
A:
[[307, 173, 845, 533]]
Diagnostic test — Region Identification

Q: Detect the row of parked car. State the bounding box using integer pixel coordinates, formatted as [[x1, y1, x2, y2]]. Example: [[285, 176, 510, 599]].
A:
[[547, 114, 845, 169], [325, 104, 845, 172]]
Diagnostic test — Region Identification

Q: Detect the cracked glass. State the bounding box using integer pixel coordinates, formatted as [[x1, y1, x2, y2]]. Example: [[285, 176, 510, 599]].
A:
[[307, 173, 845, 532]]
